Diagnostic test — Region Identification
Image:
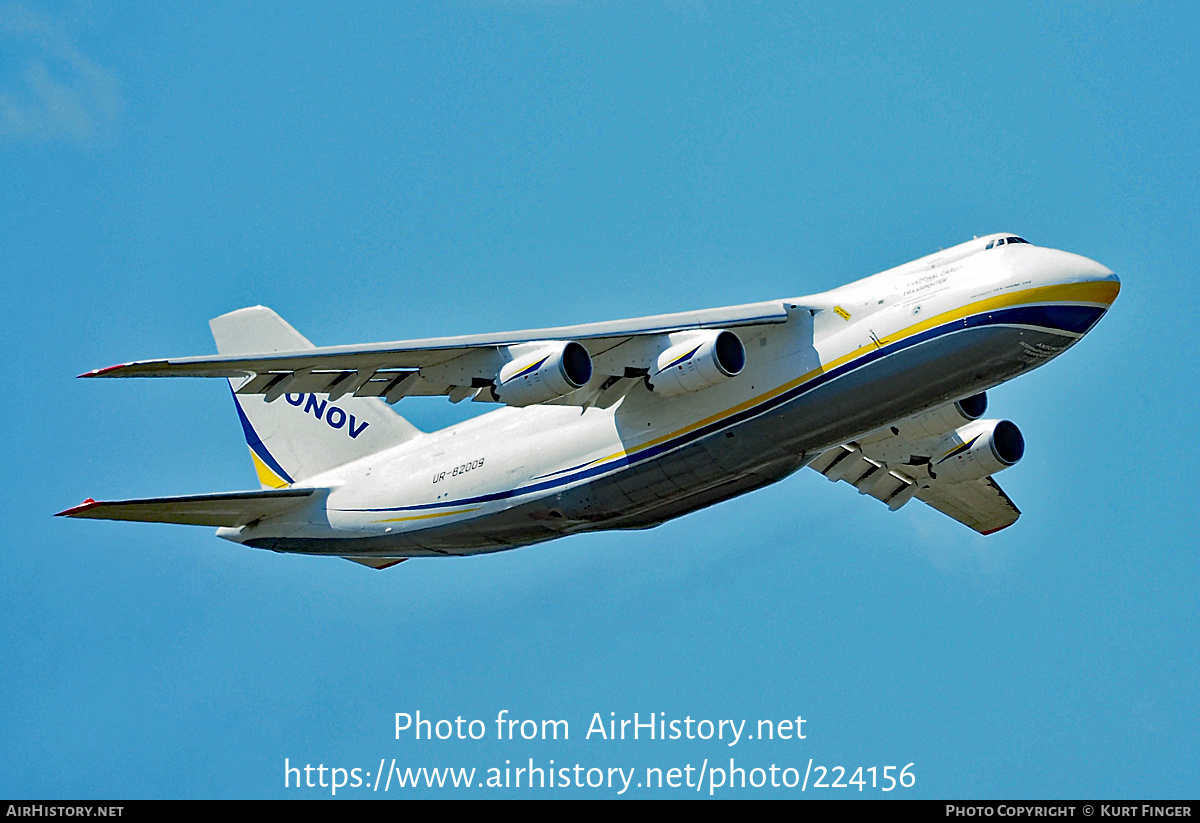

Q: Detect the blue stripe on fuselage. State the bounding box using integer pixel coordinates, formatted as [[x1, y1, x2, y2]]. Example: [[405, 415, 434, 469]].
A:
[[348, 303, 1104, 514]]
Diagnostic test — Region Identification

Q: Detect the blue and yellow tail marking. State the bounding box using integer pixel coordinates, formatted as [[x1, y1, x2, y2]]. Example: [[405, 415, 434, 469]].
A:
[[231, 391, 294, 489]]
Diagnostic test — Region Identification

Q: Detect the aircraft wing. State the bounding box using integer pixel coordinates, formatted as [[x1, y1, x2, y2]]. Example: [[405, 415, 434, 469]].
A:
[[55, 488, 319, 528], [913, 477, 1021, 534], [806, 429, 1021, 535], [80, 301, 793, 407]]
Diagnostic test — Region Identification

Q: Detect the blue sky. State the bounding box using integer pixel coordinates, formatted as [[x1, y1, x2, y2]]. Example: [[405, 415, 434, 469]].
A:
[[2, 1, 1196, 798]]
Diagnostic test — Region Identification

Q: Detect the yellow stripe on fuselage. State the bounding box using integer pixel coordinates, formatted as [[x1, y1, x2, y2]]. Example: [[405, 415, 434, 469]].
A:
[[373, 507, 480, 523], [580, 280, 1119, 472], [376, 280, 1119, 520], [870, 280, 1119, 352]]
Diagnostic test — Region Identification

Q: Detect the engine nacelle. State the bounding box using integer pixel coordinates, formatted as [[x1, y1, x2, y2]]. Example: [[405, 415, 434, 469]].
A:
[[897, 392, 988, 440], [646, 330, 745, 398], [494, 342, 593, 407], [931, 418, 1025, 484]]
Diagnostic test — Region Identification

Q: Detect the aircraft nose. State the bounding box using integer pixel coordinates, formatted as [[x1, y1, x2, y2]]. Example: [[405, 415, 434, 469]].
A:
[[1008, 246, 1120, 340], [1071, 251, 1119, 289], [1049, 246, 1116, 279], [1021, 246, 1120, 308]]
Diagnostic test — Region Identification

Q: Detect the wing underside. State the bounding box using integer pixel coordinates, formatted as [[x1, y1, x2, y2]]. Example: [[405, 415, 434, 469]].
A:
[[807, 427, 1021, 535], [81, 301, 793, 408]]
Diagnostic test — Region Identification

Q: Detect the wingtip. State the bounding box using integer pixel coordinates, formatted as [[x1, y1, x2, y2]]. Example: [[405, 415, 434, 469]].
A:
[[56, 498, 98, 517], [79, 363, 129, 378]]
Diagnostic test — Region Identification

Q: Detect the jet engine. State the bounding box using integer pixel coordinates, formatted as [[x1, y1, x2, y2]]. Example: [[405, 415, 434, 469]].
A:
[[646, 330, 745, 398], [897, 392, 988, 440], [930, 418, 1025, 484], [493, 342, 593, 406]]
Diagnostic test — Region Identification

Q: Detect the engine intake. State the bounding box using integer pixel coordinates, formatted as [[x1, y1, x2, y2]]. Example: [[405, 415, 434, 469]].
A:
[[897, 392, 988, 440], [647, 330, 745, 398], [932, 418, 1025, 484], [494, 341, 593, 406]]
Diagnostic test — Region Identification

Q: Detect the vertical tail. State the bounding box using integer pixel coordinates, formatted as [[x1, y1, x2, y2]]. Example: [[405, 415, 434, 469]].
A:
[[211, 307, 422, 487]]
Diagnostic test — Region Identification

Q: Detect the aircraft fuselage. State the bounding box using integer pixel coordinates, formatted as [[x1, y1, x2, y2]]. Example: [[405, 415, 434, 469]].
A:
[[221, 235, 1119, 557]]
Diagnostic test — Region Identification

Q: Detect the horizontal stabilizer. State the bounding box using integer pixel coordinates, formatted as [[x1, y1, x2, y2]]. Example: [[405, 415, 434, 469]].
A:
[[56, 488, 319, 528]]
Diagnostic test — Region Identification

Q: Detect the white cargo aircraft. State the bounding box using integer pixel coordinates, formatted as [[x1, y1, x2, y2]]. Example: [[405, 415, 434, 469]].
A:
[[60, 234, 1119, 569]]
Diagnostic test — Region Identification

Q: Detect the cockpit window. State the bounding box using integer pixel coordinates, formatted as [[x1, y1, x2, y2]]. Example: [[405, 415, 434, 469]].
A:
[[985, 236, 1028, 250]]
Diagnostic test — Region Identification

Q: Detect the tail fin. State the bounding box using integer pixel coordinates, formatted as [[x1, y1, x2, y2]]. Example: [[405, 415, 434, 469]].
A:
[[211, 306, 422, 487]]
